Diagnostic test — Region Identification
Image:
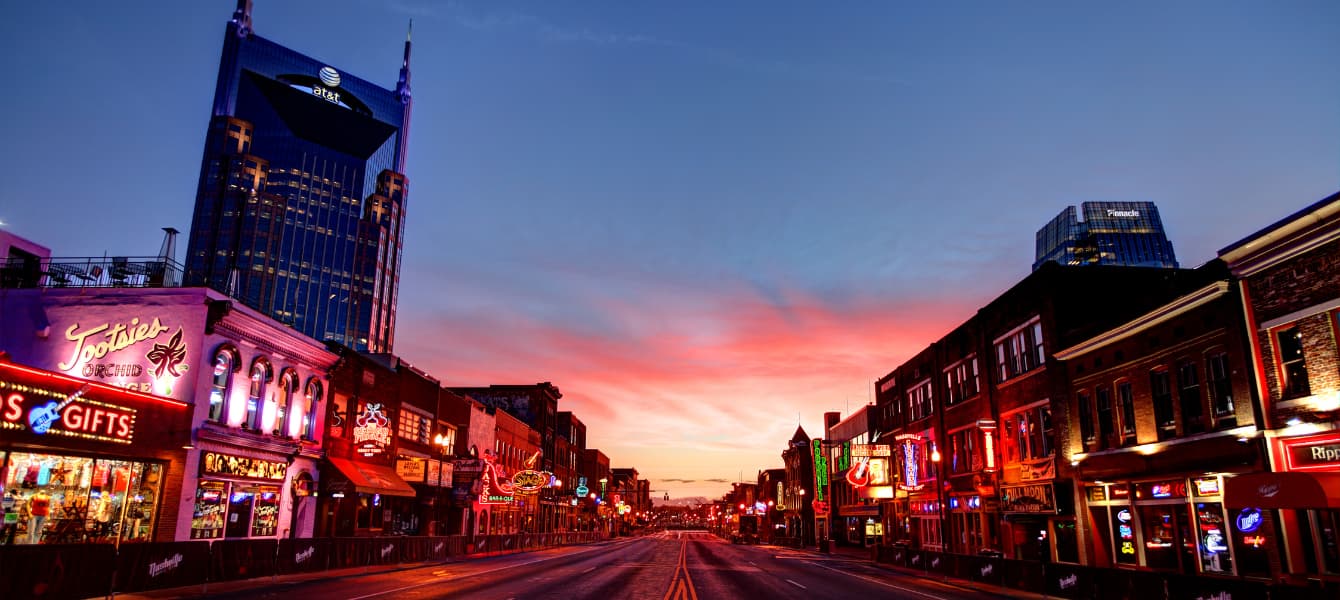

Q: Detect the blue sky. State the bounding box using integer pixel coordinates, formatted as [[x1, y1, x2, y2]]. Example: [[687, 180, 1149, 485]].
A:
[[2, 1, 1338, 499]]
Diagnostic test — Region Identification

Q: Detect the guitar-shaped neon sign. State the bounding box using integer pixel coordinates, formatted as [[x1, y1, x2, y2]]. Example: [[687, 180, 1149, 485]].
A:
[[845, 432, 883, 488], [28, 384, 92, 434]]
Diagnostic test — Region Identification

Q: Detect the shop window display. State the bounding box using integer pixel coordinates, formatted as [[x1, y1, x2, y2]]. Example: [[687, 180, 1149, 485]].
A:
[[1194, 502, 1233, 573], [191, 481, 227, 539], [0, 451, 162, 544]]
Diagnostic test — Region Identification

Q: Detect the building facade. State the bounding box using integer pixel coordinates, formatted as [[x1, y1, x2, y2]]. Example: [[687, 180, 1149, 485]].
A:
[[1221, 191, 1340, 585], [1035, 202, 1179, 271], [0, 287, 336, 542], [184, 1, 412, 352]]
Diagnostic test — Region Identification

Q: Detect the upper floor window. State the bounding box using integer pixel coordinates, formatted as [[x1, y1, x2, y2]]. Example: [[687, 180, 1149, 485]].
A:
[[948, 428, 979, 475], [1151, 369, 1174, 440], [246, 359, 272, 431], [399, 406, 432, 445], [274, 369, 298, 437], [945, 357, 980, 406], [1208, 353, 1236, 426], [302, 378, 322, 441], [1117, 381, 1137, 446], [1178, 362, 1204, 435], [208, 346, 238, 423], [1003, 403, 1053, 463], [995, 318, 1045, 382], [1077, 391, 1095, 452], [908, 379, 934, 421], [1096, 386, 1114, 450], [1276, 325, 1310, 400]]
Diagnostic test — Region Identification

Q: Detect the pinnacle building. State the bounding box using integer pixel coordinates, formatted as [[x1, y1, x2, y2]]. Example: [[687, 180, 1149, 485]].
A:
[[185, 0, 412, 352], [1033, 201, 1178, 271]]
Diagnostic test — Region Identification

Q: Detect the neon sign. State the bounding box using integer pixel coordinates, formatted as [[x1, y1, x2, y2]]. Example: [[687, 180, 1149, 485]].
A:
[[1243, 535, 1265, 548], [1194, 477, 1220, 496], [898, 435, 924, 491], [511, 470, 548, 493], [201, 451, 286, 481], [477, 452, 516, 505], [811, 439, 828, 502], [353, 403, 391, 456], [2, 384, 137, 445], [1236, 508, 1262, 533]]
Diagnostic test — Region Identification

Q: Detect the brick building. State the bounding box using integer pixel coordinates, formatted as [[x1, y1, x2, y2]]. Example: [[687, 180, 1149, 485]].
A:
[[1056, 261, 1265, 575], [1221, 190, 1340, 585]]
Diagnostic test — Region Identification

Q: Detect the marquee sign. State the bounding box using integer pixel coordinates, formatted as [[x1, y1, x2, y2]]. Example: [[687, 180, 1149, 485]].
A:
[[897, 434, 925, 492], [353, 403, 392, 457], [2, 381, 138, 445], [201, 451, 287, 481], [511, 469, 548, 493], [811, 439, 829, 503]]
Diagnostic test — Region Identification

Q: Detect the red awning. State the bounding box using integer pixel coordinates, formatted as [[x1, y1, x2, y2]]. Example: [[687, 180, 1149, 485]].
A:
[[327, 457, 417, 498], [1224, 472, 1340, 509]]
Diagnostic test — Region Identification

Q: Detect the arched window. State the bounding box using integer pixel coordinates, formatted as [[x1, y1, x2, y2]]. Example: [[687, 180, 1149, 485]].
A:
[[274, 369, 299, 437], [246, 358, 272, 431], [302, 378, 323, 441], [208, 345, 240, 423]]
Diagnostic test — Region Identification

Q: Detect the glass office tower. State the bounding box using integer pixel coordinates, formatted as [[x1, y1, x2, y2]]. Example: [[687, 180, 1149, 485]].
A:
[[1033, 202, 1178, 271], [185, 0, 411, 352]]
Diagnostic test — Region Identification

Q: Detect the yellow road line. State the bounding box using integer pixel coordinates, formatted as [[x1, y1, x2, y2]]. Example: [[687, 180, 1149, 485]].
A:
[[662, 540, 699, 600]]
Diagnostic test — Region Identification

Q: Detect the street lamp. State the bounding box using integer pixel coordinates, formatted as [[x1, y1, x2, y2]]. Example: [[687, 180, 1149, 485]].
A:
[[432, 433, 453, 536]]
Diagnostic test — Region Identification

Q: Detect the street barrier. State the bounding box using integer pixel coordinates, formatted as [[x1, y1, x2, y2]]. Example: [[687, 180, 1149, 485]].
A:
[[115, 540, 210, 592], [874, 545, 1334, 600], [0, 531, 602, 597], [0, 543, 115, 600]]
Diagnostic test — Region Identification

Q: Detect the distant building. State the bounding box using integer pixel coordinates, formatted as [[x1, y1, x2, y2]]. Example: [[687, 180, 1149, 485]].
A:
[[1034, 202, 1178, 271]]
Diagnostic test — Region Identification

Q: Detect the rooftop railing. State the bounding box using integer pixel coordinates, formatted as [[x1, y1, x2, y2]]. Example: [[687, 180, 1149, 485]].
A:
[[1, 256, 184, 289]]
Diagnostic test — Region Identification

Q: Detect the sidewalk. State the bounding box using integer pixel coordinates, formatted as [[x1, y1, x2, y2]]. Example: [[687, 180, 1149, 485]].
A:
[[795, 544, 1043, 600]]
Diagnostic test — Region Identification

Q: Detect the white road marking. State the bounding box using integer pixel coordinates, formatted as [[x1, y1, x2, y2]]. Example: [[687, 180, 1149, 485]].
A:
[[345, 540, 639, 600], [808, 561, 950, 600], [786, 579, 807, 589]]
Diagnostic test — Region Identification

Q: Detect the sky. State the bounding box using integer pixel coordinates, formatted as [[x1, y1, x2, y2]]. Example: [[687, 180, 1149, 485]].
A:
[[2, 1, 1338, 500]]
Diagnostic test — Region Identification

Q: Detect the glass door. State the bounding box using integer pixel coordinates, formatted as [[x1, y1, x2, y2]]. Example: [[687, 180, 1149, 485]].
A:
[[225, 486, 255, 538]]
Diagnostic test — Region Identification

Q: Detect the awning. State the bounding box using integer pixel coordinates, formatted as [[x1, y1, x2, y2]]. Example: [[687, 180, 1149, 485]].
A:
[[327, 457, 417, 498], [1224, 472, 1340, 509]]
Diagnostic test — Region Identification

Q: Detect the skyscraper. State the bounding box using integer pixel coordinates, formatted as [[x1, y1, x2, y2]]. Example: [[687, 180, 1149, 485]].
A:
[[185, 0, 412, 352], [1033, 201, 1178, 271]]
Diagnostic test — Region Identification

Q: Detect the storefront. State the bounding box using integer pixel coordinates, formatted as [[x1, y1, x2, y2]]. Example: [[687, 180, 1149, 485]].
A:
[[1225, 468, 1340, 581], [395, 454, 453, 535], [1085, 474, 1242, 575], [1001, 479, 1076, 562], [321, 456, 417, 536], [0, 358, 190, 544]]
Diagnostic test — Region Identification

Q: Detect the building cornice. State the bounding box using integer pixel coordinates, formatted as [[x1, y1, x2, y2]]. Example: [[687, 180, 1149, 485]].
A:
[[1055, 282, 1230, 360], [213, 307, 338, 369], [1219, 194, 1340, 277]]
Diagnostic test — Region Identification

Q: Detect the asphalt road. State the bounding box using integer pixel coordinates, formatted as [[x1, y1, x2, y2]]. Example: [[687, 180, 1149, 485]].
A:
[[158, 531, 1010, 600]]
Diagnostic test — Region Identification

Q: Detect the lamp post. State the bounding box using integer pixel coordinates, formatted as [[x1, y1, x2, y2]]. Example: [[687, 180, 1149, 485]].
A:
[[931, 445, 945, 552], [433, 434, 452, 536]]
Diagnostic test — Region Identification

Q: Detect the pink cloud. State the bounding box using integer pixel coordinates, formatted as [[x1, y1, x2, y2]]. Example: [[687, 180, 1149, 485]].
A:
[[396, 277, 977, 498]]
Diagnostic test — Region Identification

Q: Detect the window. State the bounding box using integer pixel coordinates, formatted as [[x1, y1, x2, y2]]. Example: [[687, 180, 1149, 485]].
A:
[[995, 318, 1046, 382], [1117, 382, 1136, 446], [208, 348, 236, 423], [1096, 387, 1114, 450], [274, 370, 297, 437], [1208, 353, 1236, 425], [398, 406, 431, 444], [948, 428, 978, 474], [1277, 325, 1310, 399], [1151, 369, 1175, 440], [246, 359, 271, 431], [1178, 362, 1204, 435], [1004, 404, 1054, 462], [302, 379, 322, 441], [945, 357, 979, 405], [908, 380, 933, 421], [1077, 391, 1095, 451]]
